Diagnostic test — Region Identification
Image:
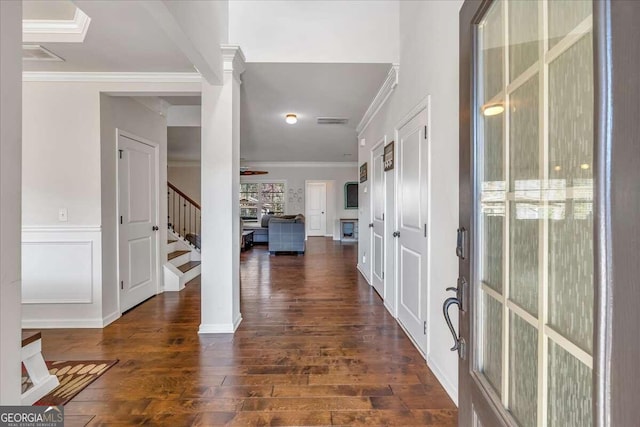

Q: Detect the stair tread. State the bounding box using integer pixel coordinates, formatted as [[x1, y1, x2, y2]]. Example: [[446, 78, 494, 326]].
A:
[[177, 261, 201, 273], [168, 250, 190, 260], [168, 239, 177, 244]]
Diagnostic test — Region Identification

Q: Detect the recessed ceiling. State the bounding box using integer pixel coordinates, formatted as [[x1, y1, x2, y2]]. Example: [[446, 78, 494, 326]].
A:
[[23, 0, 77, 20], [240, 62, 390, 162], [23, 0, 193, 72]]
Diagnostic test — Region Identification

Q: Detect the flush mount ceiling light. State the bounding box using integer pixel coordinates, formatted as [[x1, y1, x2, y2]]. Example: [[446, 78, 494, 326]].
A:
[[285, 113, 298, 124], [481, 103, 505, 117]]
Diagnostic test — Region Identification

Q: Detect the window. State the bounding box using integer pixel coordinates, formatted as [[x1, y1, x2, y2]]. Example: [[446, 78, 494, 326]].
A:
[[240, 182, 285, 220]]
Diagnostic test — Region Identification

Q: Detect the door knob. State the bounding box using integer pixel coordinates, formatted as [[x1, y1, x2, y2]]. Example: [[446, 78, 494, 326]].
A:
[[152, 225, 159, 231], [368, 223, 374, 228], [392, 231, 400, 238]]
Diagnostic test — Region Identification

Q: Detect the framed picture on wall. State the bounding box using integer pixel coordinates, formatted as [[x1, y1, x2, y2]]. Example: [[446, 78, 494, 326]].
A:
[[344, 182, 358, 209], [359, 162, 368, 183]]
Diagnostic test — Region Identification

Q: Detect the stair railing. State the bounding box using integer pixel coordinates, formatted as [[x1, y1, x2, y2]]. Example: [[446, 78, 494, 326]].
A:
[[168, 182, 201, 249]]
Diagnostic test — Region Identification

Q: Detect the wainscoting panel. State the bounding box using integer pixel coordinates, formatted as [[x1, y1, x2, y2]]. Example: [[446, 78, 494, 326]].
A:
[[22, 226, 105, 328], [22, 241, 93, 304]]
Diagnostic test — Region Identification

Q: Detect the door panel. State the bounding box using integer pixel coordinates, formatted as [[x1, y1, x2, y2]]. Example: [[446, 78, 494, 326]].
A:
[[371, 143, 385, 297], [397, 108, 429, 354], [119, 134, 158, 312], [129, 237, 152, 289], [457, 0, 597, 426], [306, 182, 326, 236]]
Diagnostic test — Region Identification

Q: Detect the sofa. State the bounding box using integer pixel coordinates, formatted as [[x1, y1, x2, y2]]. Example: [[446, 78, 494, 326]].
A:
[[268, 215, 305, 254], [242, 214, 274, 243]]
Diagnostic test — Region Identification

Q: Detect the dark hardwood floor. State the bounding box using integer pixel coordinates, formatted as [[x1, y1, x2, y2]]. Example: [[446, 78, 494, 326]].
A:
[[39, 238, 457, 426]]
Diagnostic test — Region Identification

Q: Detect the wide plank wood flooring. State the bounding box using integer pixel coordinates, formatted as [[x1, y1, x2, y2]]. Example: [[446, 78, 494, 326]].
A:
[[38, 238, 457, 426]]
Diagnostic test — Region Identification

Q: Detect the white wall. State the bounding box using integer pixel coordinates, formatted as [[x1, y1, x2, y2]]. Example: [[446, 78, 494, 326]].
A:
[[168, 163, 201, 205], [229, 1, 399, 63], [241, 163, 358, 240], [22, 80, 198, 328], [0, 0, 23, 404], [357, 0, 463, 403]]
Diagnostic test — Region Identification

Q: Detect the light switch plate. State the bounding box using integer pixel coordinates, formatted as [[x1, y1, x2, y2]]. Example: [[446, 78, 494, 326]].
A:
[[58, 208, 68, 222]]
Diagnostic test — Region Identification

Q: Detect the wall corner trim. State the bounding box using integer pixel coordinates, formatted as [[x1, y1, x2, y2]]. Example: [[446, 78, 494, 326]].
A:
[[356, 63, 399, 135]]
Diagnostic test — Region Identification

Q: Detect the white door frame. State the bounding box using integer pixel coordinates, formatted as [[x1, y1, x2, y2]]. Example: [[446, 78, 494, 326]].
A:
[[370, 137, 387, 298], [393, 95, 431, 357], [305, 180, 331, 238], [116, 129, 162, 313]]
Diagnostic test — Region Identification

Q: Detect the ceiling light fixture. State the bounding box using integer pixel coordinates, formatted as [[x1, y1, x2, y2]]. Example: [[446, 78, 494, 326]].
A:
[[481, 103, 505, 117], [285, 113, 298, 124]]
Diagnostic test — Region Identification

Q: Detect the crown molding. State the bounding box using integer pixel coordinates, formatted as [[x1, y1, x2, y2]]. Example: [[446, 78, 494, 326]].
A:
[[356, 64, 399, 135], [221, 45, 246, 81], [23, 8, 91, 43], [241, 161, 358, 168], [22, 72, 202, 83]]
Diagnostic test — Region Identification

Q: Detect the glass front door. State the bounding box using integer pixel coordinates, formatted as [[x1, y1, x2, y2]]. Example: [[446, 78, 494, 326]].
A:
[[474, 1, 594, 425]]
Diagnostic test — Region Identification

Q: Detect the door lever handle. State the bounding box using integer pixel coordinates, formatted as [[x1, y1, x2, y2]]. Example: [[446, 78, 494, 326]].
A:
[[442, 296, 465, 359]]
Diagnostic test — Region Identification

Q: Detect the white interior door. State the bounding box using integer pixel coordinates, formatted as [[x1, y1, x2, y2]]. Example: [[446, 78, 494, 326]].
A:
[[396, 107, 429, 354], [306, 182, 327, 236], [118, 133, 158, 312], [371, 143, 385, 298]]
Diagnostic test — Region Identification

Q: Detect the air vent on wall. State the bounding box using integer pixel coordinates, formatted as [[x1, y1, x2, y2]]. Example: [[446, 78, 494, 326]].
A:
[[22, 45, 64, 62], [316, 117, 349, 125]]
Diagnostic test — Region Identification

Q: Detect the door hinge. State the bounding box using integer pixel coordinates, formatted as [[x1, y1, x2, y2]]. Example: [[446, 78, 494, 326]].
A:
[[382, 213, 385, 221], [120, 280, 124, 290], [423, 320, 427, 335], [424, 224, 427, 237], [424, 125, 427, 139], [382, 271, 384, 279], [120, 215, 123, 225], [118, 149, 123, 159]]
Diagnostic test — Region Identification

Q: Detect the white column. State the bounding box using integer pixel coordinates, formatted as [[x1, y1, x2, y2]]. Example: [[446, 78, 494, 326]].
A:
[[199, 46, 245, 334], [0, 0, 23, 404]]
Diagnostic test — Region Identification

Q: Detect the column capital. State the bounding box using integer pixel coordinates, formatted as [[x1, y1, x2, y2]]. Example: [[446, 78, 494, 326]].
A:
[[220, 45, 246, 80]]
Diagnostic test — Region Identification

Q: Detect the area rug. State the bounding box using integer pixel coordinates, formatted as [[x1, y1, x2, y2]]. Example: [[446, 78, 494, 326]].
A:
[[22, 360, 118, 406]]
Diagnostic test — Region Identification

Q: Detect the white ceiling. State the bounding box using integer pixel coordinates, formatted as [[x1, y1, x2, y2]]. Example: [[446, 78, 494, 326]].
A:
[[168, 127, 201, 162], [161, 96, 201, 106], [23, 1, 194, 72], [240, 63, 390, 162], [166, 63, 390, 163]]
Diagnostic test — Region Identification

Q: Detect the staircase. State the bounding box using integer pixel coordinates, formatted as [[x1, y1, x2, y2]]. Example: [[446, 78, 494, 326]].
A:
[[164, 182, 201, 291]]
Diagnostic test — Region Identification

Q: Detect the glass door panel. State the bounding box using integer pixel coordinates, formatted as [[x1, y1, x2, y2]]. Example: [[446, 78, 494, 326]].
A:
[[476, 1, 593, 426]]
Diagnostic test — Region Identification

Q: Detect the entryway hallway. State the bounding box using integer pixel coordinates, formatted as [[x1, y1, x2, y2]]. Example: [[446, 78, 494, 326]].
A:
[[36, 238, 456, 426]]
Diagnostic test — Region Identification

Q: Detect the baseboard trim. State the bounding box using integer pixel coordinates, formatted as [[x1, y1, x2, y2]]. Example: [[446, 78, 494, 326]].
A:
[[427, 354, 459, 406], [356, 263, 371, 285], [102, 310, 121, 327], [384, 299, 396, 318], [199, 317, 242, 334], [22, 318, 106, 329]]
